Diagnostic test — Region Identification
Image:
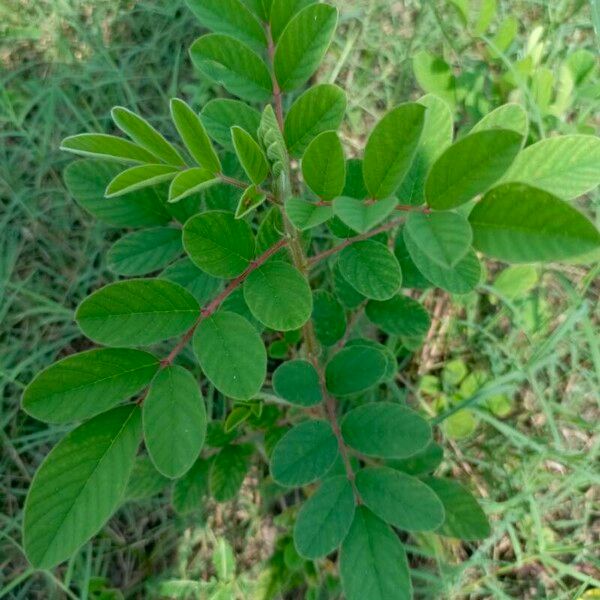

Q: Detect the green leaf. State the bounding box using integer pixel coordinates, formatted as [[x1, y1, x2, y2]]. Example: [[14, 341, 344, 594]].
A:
[[340, 507, 412, 600], [190, 34, 272, 102], [235, 185, 268, 219], [161, 258, 222, 304], [210, 445, 251, 501], [169, 167, 219, 203], [346, 339, 397, 382], [105, 164, 180, 198], [425, 129, 522, 209], [365, 295, 431, 338], [270, 420, 338, 487], [270, 0, 314, 41], [471, 103, 528, 138], [124, 456, 170, 502], [388, 441, 444, 476], [22, 349, 158, 424], [469, 183, 600, 262], [338, 240, 402, 301], [194, 311, 267, 400], [183, 210, 256, 278], [111, 106, 185, 166], [412, 50, 456, 108], [394, 233, 431, 289], [143, 366, 207, 479], [333, 261, 365, 309], [76, 279, 199, 347], [60, 134, 159, 164], [170, 98, 221, 174], [173, 457, 211, 514], [107, 227, 182, 276], [404, 211, 472, 268], [23, 406, 142, 569], [284, 84, 347, 157], [363, 103, 426, 199], [312, 290, 346, 347], [200, 99, 262, 150], [501, 134, 600, 200], [231, 126, 269, 185], [422, 477, 491, 540], [492, 265, 539, 300], [285, 197, 333, 230], [341, 402, 431, 459], [241, 0, 271, 20], [332, 196, 397, 233], [243, 261, 313, 331], [184, 0, 266, 51], [64, 160, 171, 228], [356, 467, 445, 532], [274, 4, 338, 91], [302, 131, 345, 200], [294, 475, 355, 559], [272, 360, 322, 407], [213, 538, 236, 580], [325, 345, 387, 397]]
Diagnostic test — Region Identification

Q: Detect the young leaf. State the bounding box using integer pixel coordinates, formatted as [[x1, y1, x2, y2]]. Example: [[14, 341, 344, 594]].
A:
[[22, 349, 158, 424], [112, 106, 185, 166], [294, 475, 355, 559], [363, 103, 426, 199], [60, 134, 159, 164], [471, 103, 528, 137], [170, 98, 221, 174], [183, 210, 256, 278], [274, 4, 338, 91], [105, 164, 180, 198], [356, 467, 445, 532], [272, 360, 322, 407], [270, 0, 314, 41], [365, 295, 431, 338], [172, 457, 211, 514], [76, 279, 199, 347], [341, 402, 431, 459], [422, 477, 491, 540], [332, 196, 397, 233], [193, 311, 267, 400], [190, 34, 272, 102], [270, 420, 338, 486], [161, 258, 222, 304], [312, 290, 347, 347], [200, 99, 262, 150], [235, 185, 268, 218], [469, 183, 600, 262], [425, 129, 522, 209], [325, 345, 387, 397], [404, 211, 473, 269], [23, 406, 141, 569], [107, 227, 183, 276], [143, 366, 207, 479], [302, 131, 346, 200], [258, 105, 289, 178], [210, 445, 251, 501], [284, 84, 347, 157], [169, 167, 219, 203], [285, 197, 333, 230], [340, 507, 412, 600], [231, 126, 269, 185], [501, 135, 600, 200], [338, 240, 402, 301], [243, 261, 313, 331]]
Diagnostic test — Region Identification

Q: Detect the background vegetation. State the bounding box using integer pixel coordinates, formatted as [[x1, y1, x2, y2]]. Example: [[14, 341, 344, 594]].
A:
[[1, 0, 598, 598]]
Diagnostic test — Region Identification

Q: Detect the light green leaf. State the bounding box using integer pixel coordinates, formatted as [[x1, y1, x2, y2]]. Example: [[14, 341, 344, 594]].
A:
[[284, 84, 347, 157], [172, 457, 211, 514], [200, 99, 262, 150], [270, 0, 313, 41], [194, 311, 266, 400], [340, 507, 412, 600], [272, 360, 322, 407], [471, 103, 528, 138], [332, 196, 397, 233], [302, 131, 345, 200], [365, 295, 431, 338], [270, 420, 338, 486], [243, 261, 313, 331], [169, 167, 219, 203], [469, 183, 600, 263], [341, 402, 431, 459], [235, 185, 268, 219], [294, 475, 355, 559], [213, 538, 236, 581], [274, 4, 338, 91], [231, 126, 269, 185], [492, 265, 539, 299], [190, 34, 272, 102], [210, 445, 251, 501], [124, 456, 170, 502], [413, 50, 456, 108], [425, 129, 522, 209], [325, 345, 387, 397], [60, 134, 158, 164], [170, 98, 221, 174], [22, 349, 158, 424], [105, 164, 180, 198], [143, 366, 207, 479], [501, 135, 600, 200], [312, 290, 346, 347], [23, 406, 141, 569], [183, 210, 256, 278], [184, 0, 266, 51], [363, 103, 426, 199], [161, 258, 222, 304], [112, 106, 185, 166], [422, 477, 491, 540], [285, 197, 333, 230], [76, 279, 199, 347], [107, 227, 182, 276], [356, 467, 445, 532], [338, 240, 402, 301]]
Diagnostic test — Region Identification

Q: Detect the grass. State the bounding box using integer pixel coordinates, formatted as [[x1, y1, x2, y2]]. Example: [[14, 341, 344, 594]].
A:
[[1, 0, 599, 598]]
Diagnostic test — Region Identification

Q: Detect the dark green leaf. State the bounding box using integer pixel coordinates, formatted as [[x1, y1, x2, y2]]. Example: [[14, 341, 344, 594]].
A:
[[302, 131, 345, 200], [210, 445, 251, 501], [325, 346, 387, 397], [333, 261, 365, 309], [271, 361, 320, 408], [161, 258, 222, 304], [124, 456, 170, 502], [231, 126, 269, 185], [173, 457, 211, 514], [312, 290, 346, 347], [365, 295, 431, 338], [346, 339, 397, 382], [388, 441, 444, 476]]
